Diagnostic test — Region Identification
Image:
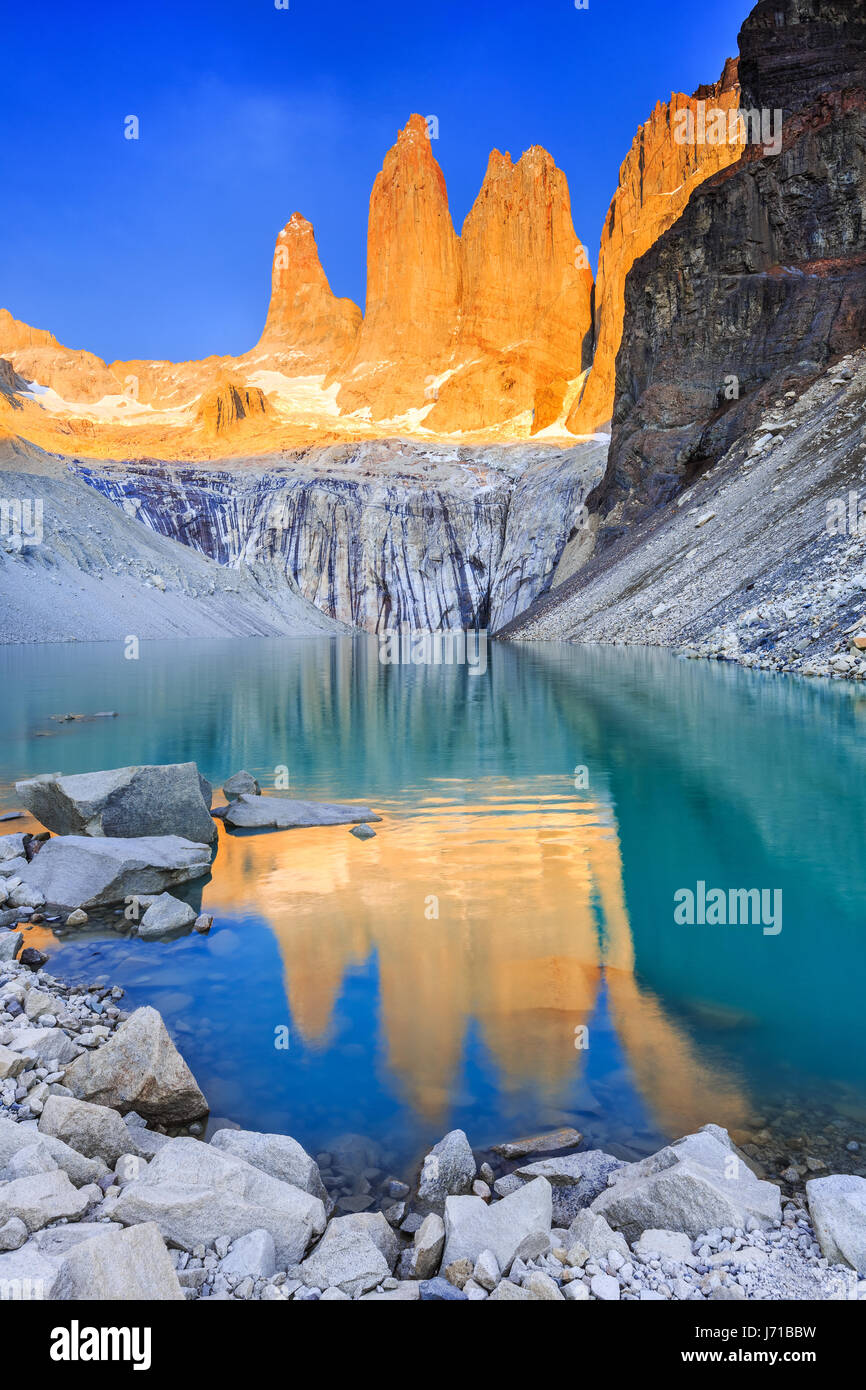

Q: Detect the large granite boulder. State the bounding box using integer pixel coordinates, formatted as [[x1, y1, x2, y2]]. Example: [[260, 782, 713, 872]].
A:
[[806, 1174, 866, 1275], [590, 1124, 781, 1242], [62, 1006, 208, 1124], [209, 1128, 327, 1202], [0, 1169, 90, 1233], [15, 763, 216, 844], [6, 1026, 79, 1067], [53, 1221, 184, 1300], [112, 1137, 326, 1265], [502, 1149, 625, 1225], [0, 1117, 108, 1188], [0, 1221, 182, 1301], [417, 1128, 476, 1210], [222, 795, 381, 830], [0, 835, 27, 863], [298, 1218, 391, 1298], [0, 932, 22, 962], [38, 1096, 149, 1168], [441, 1177, 553, 1271], [18, 835, 211, 910]]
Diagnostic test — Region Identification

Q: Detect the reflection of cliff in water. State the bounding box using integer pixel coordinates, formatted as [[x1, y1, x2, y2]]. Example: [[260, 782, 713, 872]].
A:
[[509, 642, 866, 1096], [208, 784, 748, 1140]]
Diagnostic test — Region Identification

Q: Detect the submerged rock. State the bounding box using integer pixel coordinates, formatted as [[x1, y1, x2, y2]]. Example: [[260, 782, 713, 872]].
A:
[[16, 762, 216, 844], [491, 1126, 582, 1160], [222, 795, 381, 831], [222, 771, 260, 800], [137, 892, 197, 939]]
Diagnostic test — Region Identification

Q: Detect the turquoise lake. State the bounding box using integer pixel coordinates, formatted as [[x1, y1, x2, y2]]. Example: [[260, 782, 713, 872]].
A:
[[1, 637, 864, 1180]]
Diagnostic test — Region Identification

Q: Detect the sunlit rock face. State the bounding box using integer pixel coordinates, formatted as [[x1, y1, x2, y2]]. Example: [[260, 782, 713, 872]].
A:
[[253, 212, 362, 373], [334, 114, 463, 422], [76, 439, 606, 633], [196, 381, 270, 438], [0, 308, 122, 405], [0, 117, 593, 445], [566, 59, 744, 437], [424, 146, 593, 436]]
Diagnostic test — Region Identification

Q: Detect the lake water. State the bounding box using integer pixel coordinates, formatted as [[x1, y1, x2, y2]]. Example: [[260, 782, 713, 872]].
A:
[[1, 636, 865, 1181]]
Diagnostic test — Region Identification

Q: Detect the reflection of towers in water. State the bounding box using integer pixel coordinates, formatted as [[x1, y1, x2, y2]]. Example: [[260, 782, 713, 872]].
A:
[[208, 784, 747, 1137]]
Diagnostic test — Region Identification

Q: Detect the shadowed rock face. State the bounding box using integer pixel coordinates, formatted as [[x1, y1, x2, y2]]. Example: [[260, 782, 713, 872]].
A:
[[75, 440, 606, 634], [738, 0, 866, 115], [591, 0, 866, 541]]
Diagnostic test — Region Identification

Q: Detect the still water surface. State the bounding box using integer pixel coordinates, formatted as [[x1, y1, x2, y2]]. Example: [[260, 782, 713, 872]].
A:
[[1, 637, 864, 1174]]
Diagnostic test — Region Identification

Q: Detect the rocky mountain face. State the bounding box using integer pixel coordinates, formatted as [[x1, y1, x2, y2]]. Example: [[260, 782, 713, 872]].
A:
[[254, 213, 362, 372], [196, 381, 270, 438], [0, 115, 593, 447], [504, 0, 866, 678], [424, 146, 594, 435], [503, 349, 866, 681], [74, 439, 605, 633], [0, 309, 122, 405], [334, 117, 593, 433], [334, 115, 463, 421], [567, 60, 744, 436], [589, 0, 866, 543], [0, 445, 341, 645]]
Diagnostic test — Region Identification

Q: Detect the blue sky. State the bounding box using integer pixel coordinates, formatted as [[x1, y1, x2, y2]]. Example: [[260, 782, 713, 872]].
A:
[[0, 0, 747, 363]]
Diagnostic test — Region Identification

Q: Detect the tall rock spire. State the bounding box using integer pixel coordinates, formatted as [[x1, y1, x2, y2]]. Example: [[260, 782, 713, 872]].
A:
[[254, 212, 361, 371], [426, 145, 593, 434], [335, 114, 462, 419]]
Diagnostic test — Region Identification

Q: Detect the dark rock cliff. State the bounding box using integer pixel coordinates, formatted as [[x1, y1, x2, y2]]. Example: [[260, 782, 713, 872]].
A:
[[591, 0, 866, 543]]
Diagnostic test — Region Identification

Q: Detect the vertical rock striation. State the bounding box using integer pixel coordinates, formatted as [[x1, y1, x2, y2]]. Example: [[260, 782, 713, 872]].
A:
[[75, 441, 605, 634]]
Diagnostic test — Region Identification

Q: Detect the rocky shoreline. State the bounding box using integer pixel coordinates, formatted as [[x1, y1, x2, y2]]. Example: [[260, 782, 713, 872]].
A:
[[503, 351, 866, 686], [1, 952, 864, 1301], [1, 757, 864, 1301]]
